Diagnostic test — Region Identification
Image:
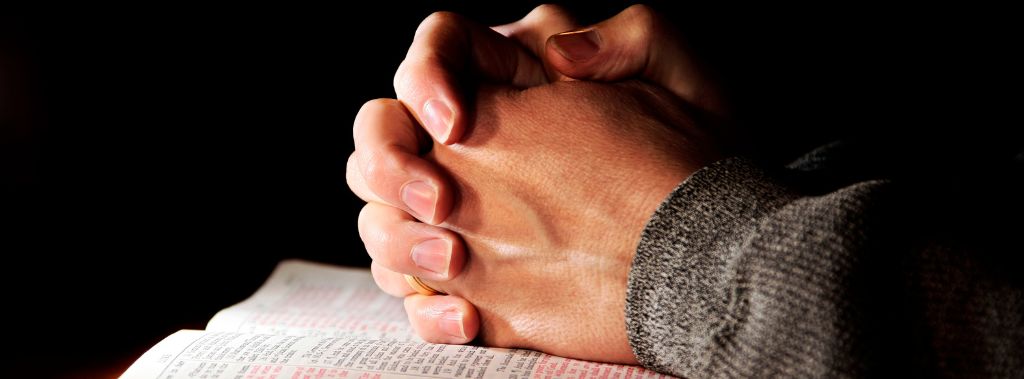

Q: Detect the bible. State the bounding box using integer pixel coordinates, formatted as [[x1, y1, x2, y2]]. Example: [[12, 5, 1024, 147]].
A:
[[122, 260, 672, 378]]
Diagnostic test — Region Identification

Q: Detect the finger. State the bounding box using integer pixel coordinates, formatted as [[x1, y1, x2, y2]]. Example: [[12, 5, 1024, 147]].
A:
[[544, 4, 728, 116], [358, 202, 465, 281], [404, 294, 479, 344], [353, 98, 453, 224], [345, 152, 384, 204], [394, 11, 549, 145], [370, 261, 415, 297], [490, 4, 579, 81]]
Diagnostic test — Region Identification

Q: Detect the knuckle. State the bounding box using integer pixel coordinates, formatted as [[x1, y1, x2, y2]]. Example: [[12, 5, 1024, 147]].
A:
[[361, 148, 411, 189], [392, 61, 410, 94], [358, 215, 392, 261], [622, 4, 661, 34], [524, 4, 569, 23], [356, 205, 378, 242], [370, 264, 387, 288], [357, 205, 387, 238], [359, 146, 383, 175], [416, 11, 463, 38], [358, 205, 416, 268], [370, 263, 402, 296], [360, 151, 386, 185], [393, 57, 438, 99], [345, 154, 360, 188], [356, 98, 394, 118], [356, 204, 372, 229], [354, 98, 397, 133]]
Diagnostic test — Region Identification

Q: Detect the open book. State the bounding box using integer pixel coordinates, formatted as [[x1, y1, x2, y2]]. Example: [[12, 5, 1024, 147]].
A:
[[122, 260, 672, 378]]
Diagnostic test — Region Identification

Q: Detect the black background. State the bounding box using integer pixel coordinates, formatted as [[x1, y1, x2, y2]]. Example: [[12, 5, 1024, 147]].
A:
[[1, 1, 1018, 377]]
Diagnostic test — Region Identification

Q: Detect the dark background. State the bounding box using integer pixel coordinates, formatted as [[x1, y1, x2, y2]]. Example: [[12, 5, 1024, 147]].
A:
[[1, 1, 1018, 377]]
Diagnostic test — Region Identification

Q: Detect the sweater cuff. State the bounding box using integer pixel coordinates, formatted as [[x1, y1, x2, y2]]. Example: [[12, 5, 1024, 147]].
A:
[[625, 157, 800, 374]]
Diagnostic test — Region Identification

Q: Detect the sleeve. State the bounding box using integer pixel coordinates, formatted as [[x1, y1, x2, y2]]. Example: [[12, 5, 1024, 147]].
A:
[[625, 157, 1023, 378]]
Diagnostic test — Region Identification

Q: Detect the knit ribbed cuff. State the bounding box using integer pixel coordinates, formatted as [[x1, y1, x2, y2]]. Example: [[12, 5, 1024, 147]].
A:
[[625, 157, 799, 375]]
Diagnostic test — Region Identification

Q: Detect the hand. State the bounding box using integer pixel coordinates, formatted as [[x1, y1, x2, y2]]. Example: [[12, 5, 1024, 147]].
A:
[[353, 79, 721, 363], [397, 4, 728, 146], [347, 5, 575, 226], [353, 4, 728, 225], [346, 4, 729, 362], [346, 5, 580, 347]]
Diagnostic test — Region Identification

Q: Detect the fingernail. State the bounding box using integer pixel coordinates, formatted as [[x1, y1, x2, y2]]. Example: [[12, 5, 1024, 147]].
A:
[[422, 98, 453, 143], [401, 181, 437, 222], [550, 29, 600, 62], [411, 239, 451, 277], [439, 311, 467, 340]]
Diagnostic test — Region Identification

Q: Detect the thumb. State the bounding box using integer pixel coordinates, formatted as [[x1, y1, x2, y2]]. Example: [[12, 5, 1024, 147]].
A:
[[544, 4, 728, 117]]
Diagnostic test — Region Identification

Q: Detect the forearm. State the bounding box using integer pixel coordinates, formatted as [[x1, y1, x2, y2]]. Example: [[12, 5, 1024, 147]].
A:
[[627, 157, 951, 377], [627, 155, 1024, 377]]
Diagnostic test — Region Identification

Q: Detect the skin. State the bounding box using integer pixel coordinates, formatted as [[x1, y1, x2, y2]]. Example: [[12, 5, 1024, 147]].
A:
[[458, 80, 718, 361], [347, 5, 730, 363], [356, 79, 719, 362]]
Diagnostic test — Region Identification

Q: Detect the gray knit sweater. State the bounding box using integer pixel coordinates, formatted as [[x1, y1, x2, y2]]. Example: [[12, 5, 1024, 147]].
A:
[[626, 153, 1023, 378]]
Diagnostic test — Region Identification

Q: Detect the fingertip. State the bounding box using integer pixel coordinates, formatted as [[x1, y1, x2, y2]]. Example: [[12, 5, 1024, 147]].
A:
[[417, 229, 466, 281], [421, 80, 468, 146], [441, 112, 465, 146], [548, 28, 601, 63], [400, 179, 452, 226], [420, 93, 466, 146], [546, 4, 725, 115], [430, 180, 453, 225], [444, 231, 466, 279], [404, 295, 479, 344], [421, 98, 454, 144], [358, 202, 465, 281], [395, 60, 467, 146], [543, 33, 594, 79], [397, 10, 549, 144]]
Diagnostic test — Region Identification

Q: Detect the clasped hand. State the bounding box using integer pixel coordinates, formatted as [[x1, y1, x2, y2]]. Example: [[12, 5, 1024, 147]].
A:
[[347, 5, 727, 363]]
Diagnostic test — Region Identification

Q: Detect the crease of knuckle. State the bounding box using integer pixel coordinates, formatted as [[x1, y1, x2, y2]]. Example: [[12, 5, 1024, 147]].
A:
[[361, 147, 413, 191]]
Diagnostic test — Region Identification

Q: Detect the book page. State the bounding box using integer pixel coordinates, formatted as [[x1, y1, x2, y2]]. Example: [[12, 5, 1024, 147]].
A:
[[206, 260, 415, 341], [122, 331, 674, 379]]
